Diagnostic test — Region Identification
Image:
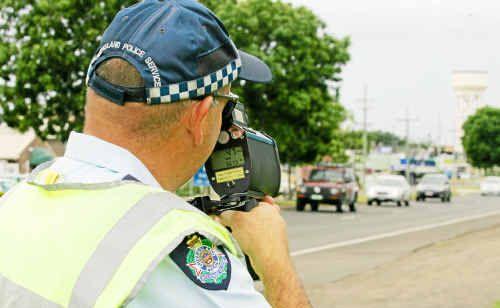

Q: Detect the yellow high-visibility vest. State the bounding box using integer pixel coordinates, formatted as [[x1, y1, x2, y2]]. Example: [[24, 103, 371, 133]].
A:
[[0, 169, 239, 308]]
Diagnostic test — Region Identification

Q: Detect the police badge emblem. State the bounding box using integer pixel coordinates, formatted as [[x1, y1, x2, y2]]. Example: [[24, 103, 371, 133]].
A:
[[186, 237, 229, 284], [170, 234, 231, 290]]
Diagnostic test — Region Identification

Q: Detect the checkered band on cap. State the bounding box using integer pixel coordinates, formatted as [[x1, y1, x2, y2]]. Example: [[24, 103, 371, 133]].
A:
[[147, 58, 242, 104]]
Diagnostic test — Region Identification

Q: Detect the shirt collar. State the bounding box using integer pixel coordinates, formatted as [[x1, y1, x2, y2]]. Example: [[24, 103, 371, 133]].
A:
[[64, 132, 161, 188]]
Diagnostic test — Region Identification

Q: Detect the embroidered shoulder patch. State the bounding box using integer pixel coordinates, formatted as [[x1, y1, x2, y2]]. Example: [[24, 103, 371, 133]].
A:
[[170, 234, 231, 290]]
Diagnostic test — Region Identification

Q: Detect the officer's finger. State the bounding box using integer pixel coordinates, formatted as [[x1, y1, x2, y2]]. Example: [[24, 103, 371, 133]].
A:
[[263, 196, 275, 204], [212, 215, 222, 224], [261, 196, 280, 212], [217, 210, 238, 227]]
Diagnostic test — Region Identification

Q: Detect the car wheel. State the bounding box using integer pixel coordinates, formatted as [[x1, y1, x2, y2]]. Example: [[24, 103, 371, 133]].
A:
[[349, 203, 357, 212], [335, 200, 343, 213], [405, 200, 410, 206], [367, 200, 373, 206], [376, 200, 381, 206], [296, 200, 305, 212], [397, 200, 402, 207], [350, 193, 358, 205], [441, 196, 446, 203], [311, 202, 319, 212]]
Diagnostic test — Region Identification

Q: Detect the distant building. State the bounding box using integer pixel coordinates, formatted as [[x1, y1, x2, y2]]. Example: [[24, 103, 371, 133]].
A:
[[366, 153, 400, 173], [0, 124, 55, 174], [451, 71, 488, 153]]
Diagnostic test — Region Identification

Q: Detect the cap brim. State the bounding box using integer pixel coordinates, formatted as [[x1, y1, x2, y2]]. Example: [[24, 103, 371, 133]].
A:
[[238, 50, 273, 83]]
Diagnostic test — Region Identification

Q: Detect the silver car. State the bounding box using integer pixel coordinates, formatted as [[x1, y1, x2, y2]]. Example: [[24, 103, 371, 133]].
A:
[[416, 174, 452, 203], [367, 175, 411, 207]]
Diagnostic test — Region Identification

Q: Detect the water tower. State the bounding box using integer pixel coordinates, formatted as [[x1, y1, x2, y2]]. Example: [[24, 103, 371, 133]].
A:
[[451, 71, 488, 152]]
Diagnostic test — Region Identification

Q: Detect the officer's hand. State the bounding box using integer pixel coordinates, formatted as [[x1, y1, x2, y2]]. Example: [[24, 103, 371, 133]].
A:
[[217, 196, 290, 278], [218, 198, 311, 308]]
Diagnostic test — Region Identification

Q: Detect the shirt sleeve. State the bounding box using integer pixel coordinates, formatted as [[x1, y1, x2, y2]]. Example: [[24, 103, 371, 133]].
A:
[[126, 238, 270, 308]]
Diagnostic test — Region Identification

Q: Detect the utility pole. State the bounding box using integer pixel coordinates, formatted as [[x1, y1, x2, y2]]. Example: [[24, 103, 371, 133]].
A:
[[437, 113, 442, 147], [362, 85, 369, 187], [398, 108, 418, 184], [356, 84, 372, 187]]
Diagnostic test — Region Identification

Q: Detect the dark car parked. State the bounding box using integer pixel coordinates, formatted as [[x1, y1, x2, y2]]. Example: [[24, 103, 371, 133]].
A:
[[296, 165, 359, 213]]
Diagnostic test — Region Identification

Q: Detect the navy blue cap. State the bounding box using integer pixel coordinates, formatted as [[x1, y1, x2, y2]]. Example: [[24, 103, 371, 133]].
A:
[[86, 0, 272, 105]]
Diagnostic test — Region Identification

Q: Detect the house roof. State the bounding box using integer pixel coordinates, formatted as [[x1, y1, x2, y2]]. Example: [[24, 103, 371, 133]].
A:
[[0, 123, 37, 160]]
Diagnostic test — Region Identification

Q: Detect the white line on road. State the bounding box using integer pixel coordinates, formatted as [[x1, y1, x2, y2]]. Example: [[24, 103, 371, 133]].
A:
[[291, 209, 500, 257]]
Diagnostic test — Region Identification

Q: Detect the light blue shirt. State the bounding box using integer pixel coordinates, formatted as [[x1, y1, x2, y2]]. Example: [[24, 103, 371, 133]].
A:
[[50, 132, 270, 308]]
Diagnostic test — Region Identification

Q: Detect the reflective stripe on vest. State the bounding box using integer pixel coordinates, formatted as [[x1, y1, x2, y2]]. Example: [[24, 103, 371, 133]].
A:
[[0, 181, 239, 308]]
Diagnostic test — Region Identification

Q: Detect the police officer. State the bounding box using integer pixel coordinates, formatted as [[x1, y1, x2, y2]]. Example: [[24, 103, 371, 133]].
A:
[[0, 1, 311, 307]]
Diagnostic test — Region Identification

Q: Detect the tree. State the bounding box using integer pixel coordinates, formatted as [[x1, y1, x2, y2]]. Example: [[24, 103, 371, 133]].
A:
[[1, 0, 350, 167], [328, 137, 349, 163], [462, 106, 500, 170], [338, 130, 405, 154], [202, 0, 350, 165], [368, 130, 405, 148], [341, 130, 363, 151], [0, 0, 136, 140]]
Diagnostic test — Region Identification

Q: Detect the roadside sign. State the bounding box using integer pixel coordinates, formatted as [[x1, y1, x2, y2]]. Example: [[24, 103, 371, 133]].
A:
[[193, 167, 210, 187]]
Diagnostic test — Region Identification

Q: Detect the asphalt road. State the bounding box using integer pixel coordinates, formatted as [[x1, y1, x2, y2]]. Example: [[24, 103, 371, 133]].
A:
[[283, 194, 500, 287]]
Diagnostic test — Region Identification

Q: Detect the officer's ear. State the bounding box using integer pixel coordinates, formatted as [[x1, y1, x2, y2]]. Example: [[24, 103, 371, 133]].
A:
[[184, 95, 213, 146]]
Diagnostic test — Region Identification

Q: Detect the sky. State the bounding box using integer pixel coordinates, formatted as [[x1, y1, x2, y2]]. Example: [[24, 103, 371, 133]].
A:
[[287, 0, 500, 145]]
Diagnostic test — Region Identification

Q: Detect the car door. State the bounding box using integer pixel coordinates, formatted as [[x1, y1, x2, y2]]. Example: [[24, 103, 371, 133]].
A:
[[400, 177, 410, 200], [445, 180, 451, 195], [405, 182, 411, 200], [345, 170, 356, 202]]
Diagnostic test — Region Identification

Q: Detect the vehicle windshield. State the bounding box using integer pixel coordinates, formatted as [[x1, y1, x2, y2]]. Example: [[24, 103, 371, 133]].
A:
[[421, 176, 447, 184], [377, 178, 404, 187], [309, 169, 344, 182]]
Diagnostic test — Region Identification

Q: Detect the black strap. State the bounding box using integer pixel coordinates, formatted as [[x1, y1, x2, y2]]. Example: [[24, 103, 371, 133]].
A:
[[88, 74, 146, 105]]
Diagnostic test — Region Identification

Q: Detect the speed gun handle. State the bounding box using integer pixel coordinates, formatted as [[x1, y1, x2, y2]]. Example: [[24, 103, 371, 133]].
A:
[[189, 196, 220, 215], [239, 198, 261, 281], [242, 198, 258, 212]]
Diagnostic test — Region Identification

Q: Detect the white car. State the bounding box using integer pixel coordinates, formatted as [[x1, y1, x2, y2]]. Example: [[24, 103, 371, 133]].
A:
[[367, 175, 411, 207], [480, 176, 500, 196]]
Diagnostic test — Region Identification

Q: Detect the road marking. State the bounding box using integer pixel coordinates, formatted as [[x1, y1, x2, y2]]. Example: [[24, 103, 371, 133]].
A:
[[291, 209, 500, 257]]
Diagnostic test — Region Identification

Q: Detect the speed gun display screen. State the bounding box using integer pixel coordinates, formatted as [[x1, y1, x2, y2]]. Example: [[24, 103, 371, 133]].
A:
[[211, 147, 245, 171]]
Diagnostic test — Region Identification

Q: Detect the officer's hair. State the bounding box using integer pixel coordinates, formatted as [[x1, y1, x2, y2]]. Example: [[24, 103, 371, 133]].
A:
[[96, 58, 145, 88], [88, 58, 193, 138]]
